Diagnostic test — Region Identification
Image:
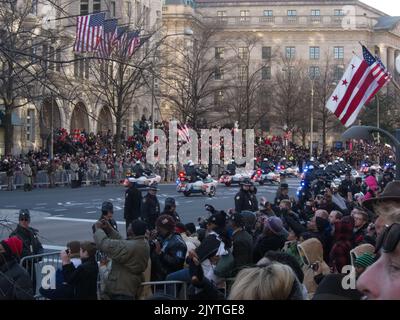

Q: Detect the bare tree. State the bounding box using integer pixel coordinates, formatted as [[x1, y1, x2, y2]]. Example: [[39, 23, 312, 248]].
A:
[[271, 54, 310, 140], [81, 22, 159, 155], [160, 25, 228, 129], [223, 33, 273, 129]]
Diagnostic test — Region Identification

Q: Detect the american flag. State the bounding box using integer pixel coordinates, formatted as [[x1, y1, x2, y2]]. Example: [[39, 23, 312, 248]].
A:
[[326, 45, 390, 127], [125, 31, 140, 58], [74, 12, 106, 53], [114, 26, 128, 54], [178, 124, 191, 142], [96, 19, 117, 58]]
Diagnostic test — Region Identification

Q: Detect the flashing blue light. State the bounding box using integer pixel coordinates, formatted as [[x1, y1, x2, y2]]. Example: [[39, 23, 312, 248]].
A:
[[301, 182, 305, 186], [304, 168, 308, 173], [175, 179, 180, 185]]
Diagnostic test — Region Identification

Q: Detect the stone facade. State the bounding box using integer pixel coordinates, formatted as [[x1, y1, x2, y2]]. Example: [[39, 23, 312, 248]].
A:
[[161, 0, 400, 148], [0, 0, 162, 155]]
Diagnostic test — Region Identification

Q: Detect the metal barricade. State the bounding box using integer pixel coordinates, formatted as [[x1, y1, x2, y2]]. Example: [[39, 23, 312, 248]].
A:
[[140, 281, 188, 300], [20, 251, 62, 299]]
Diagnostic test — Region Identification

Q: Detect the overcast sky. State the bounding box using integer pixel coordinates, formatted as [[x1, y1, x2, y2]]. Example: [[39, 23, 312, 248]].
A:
[[361, 0, 400, 16]]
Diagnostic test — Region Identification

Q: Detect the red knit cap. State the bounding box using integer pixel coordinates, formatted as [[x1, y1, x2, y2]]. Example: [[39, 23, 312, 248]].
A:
[[2, 237, 23, 257]]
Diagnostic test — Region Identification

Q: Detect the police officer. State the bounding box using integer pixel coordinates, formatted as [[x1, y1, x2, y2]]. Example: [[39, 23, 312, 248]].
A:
[[339, 172, 353, 199], [313, 175, 327, 197], [379, 171, 394, 191], [124, 178, 143, 232], [274, 183, 290, 207], [249, 183, 259, 212], [184, 160, 196, 182], [235, 180, 255, 213], [141, 184, 161, 230]]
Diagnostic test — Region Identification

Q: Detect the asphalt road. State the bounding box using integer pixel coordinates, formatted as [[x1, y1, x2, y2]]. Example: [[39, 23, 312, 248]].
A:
[[0, 178, 300, 249]]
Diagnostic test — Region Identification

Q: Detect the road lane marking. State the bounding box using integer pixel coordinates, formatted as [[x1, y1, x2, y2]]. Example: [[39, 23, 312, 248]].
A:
[[86, 211, 96, 214], [36, 203, 48, 206], [44, 216, 125, 225], [54, 209, 67, 212]]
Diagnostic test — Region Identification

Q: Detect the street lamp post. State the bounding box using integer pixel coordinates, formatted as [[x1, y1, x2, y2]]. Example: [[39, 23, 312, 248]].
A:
[[342, 126, 400, 180]]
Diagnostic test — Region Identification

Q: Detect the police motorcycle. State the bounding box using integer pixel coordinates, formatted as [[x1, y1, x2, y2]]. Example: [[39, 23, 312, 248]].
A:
[[123, 165, 161, 188], [177, 161, 217, 197], [219, 160, 253, 187], [252, 158, 280, 185]]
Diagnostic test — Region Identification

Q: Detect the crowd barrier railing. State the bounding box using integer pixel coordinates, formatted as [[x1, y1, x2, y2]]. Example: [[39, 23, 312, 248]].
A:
[[19, 251, 62, 299], [20, 250, 234, 300]]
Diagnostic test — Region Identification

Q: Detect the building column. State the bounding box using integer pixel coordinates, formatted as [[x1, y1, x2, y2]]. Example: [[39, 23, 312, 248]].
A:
[[387, 47, 395, 73]]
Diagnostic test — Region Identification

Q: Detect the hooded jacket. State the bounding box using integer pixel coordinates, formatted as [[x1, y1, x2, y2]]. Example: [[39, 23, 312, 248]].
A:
[[94, 228, 150, 299], [329, 220, 353, 273], [0, 258, 34, 300], [298, 238, 331, 298]]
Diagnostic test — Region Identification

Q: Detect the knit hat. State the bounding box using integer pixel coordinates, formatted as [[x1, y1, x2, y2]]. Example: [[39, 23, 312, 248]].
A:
[[156, 214, 176, 232], [264, 216, 286, 236], [1, 237, 23, 258], [19, 209, 30, 221], [354, 253, 375, 269]]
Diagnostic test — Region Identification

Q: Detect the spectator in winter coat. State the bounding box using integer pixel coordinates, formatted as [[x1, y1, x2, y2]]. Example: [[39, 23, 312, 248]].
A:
[[352, 209, 369, 247], [297, 238, 331, 299], [61, 241, 99, 300], [150, 215, 187, 281], [0, 237, 33, 300], [10, 209, 43, 258], [94, 219, 150, 300], [253, 217, 288, 263], [227, 213, 254, 274], [329, 218, 354, 273], [175, 223, 200, 259]]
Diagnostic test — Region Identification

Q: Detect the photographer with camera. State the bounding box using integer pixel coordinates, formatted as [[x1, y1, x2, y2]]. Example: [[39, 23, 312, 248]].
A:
[[93, 219, 150, 300], [59, 241, 98, 300]]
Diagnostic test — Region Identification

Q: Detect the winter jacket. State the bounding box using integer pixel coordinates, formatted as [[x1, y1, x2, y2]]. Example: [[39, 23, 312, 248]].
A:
[[253, 233, 286, 263], [0, 259, 34, 300], [297, 238, 331, 299], [62, 256, 99, 300], [151, 233, 187, 281], [329, 220, 353, 273], [353, 223, 369, 247], [141, 193, 161, 230], [232, 228, 253, 273], [10, 225, 44, 257], [124, 185, 143, 222], [94, 228, 150, 299]]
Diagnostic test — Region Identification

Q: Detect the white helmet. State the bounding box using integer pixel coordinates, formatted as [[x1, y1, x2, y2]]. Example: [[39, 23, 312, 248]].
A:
[[328, 162, 333, 166], [339, 158, 344, 162], [389, 155, 393, 159], [310, 157, 315, 162], [365, 156, 369, 159], [263, 158, 268, 162], [282, 157, 286, 161], [187, 160, 193, 165], [309, 165, 314, 170], [334, 160, 339, 164], [136, 160, 141, 165], [319, 164, 325, 169], [230, 159, 235, 164]]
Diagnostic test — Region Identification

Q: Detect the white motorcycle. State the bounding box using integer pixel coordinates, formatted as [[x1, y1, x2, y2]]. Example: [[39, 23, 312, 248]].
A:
[[177, 172, 217, 197]]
